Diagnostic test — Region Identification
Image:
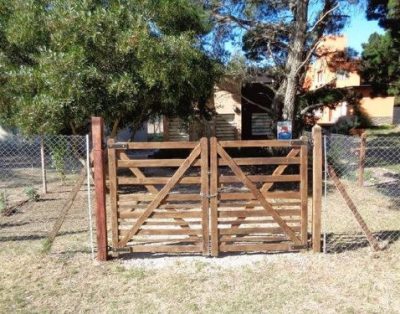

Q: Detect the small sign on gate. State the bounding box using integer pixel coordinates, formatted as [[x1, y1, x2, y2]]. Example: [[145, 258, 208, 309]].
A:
[[277, 120, 292, 140]]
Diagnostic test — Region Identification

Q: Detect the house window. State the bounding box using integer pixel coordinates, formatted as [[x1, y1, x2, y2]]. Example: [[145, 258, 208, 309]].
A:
[[251, 113, 272, 136], [336, 70, 348, 80]]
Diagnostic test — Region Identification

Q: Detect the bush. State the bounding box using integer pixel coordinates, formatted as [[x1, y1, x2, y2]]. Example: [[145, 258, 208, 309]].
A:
[[0, 190, 7, 213], [24, 187, 40, 202]]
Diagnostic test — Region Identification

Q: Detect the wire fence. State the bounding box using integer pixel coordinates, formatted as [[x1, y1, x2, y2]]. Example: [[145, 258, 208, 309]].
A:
[[0, 134, 95, 258], [323, 133, 400, 253]]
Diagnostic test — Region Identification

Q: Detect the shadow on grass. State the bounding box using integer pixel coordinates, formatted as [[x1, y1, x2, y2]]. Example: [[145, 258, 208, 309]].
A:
[[325, 230, 400, 253], [0, 229, 87, 242]]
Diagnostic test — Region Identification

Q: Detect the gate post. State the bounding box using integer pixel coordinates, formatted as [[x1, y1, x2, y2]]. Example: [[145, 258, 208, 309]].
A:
[[312, 125, 322, 253], [358, 132, 367, 187], [91, 117, 108, 261]]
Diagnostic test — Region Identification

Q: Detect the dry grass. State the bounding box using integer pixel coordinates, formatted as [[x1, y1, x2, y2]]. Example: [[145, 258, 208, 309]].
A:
[[1, 178, 400, 313]]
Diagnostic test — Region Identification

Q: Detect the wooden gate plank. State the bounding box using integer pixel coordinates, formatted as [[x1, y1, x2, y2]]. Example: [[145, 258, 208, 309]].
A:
[[107, 139, 119, 251], [300, 136, 308, 245], [210, 137, 219, 256], [216, 142, 302, 245], [118, 143, 201, 247], [200, 137, 210, 255]]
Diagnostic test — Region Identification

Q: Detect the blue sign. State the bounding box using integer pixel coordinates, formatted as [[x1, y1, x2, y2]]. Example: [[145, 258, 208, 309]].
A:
[[277, 121, 292, 140]]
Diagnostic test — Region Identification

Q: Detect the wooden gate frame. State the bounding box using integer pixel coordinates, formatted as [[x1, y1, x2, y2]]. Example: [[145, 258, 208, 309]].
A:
[[108, 138, 210, 255], [209, 137, 308, 256], [92, 115, 313, 260]]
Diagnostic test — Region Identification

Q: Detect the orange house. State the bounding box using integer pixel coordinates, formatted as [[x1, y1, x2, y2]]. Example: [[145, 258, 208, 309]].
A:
[[304, 35, 397, 126]]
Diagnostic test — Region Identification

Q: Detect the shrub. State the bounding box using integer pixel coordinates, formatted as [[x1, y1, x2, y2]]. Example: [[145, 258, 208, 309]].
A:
[[24, 186, 40, 202], [0, 190, 7, 213]]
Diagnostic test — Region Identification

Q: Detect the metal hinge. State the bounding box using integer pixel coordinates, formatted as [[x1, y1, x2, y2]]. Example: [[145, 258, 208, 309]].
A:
[[108, 142, 128, 149], [289, 139, 306, 146]]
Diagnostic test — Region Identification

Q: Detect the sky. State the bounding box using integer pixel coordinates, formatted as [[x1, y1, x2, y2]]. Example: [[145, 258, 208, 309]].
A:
[[344, 10, 384, 53]]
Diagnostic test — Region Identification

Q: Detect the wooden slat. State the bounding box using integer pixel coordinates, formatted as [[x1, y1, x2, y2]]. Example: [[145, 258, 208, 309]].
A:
[[117, 156, 299, 168], [125, 238, 200, 244], [120, 228, 203, 236], [118, 193, 201, 203], [218, 209, 300, 217], [118, 176, 201, 185], [218, 157, 300, 166], [119, 210, 202, 219], [118, 159, 202, 168], [123, 141, 198, 149], [210, 137, 219, 256], [217, 218, 301, 224], [220, 235, 288, 242], [118, 144, 202, 247], [127, 245, 202, 253], [200, 137, 209, 255], [119, 220, 202, 226], [300, 135, 308, 245], [107, 138, 119, 251], [118, 203, 201, 210], [219, 243, 292, 252], [219, 226, 301, 235], [219, 192, 301, 200], [219, 175, 301, 183], [219, 140, 307, 148], [218, 201, 301, 208]]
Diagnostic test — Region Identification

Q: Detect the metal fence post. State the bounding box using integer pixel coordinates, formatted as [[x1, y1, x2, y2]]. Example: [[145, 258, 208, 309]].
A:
[[323, 135, 328, 254], [91, 117, 108, 261], [312, 125, 322, 253], [86, 134, 95, 260]]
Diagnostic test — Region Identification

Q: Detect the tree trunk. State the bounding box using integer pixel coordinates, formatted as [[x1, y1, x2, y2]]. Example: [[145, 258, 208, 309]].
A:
[[110, 117, 120, 139], [281, 0, 309, 121]]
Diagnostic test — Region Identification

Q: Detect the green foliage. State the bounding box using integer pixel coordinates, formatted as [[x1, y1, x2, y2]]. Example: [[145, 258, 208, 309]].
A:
[[298, 87, 370, 134], [362, 0, 400, 96], [0, 0, 221, 135], [24, 186, 40, 202], [0, 190, 7, 213], [49, 139, 67, 183]]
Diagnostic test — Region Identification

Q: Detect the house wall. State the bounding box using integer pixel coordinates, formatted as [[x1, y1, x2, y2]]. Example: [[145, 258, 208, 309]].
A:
[[213, 88, 242, 136], [316, 92, 395, 126], [359, 96, 395, 125], [163, 88, 242, 141]]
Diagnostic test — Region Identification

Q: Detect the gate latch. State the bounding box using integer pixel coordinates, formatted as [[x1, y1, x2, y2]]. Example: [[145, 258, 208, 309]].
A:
[[200, 193, 218, 199]]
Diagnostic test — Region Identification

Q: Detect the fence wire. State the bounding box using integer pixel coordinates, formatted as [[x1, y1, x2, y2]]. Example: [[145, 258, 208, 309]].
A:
[[323, 133, 400, 253], [0, 134, 95, 257]]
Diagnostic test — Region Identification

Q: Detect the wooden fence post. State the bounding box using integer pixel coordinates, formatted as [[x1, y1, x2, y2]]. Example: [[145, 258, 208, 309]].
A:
[[299, 135, 308, 246], [40, 137, 47, 194], [91, 117, 108, 261], [358, 132, 367, 187], [312, 125, 322, 253]]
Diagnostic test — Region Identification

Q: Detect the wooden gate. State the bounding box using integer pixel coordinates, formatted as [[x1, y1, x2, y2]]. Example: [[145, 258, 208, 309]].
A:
[[209, 137, 308, 256], [107, 137, 308, 256], [107, 138, 209, 255]]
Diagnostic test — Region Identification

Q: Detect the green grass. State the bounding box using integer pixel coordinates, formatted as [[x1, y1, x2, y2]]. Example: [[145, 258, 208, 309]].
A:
[[365, 125, 400, 137]]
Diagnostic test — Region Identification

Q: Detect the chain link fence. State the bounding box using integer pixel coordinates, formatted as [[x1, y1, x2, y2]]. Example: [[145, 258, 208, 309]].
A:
[[0, 134, 95, 257], [323, 133, 400, 253]]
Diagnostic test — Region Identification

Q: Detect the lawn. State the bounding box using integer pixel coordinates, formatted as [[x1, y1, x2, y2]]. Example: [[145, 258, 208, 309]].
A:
[[1, 180, 400, 313]]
